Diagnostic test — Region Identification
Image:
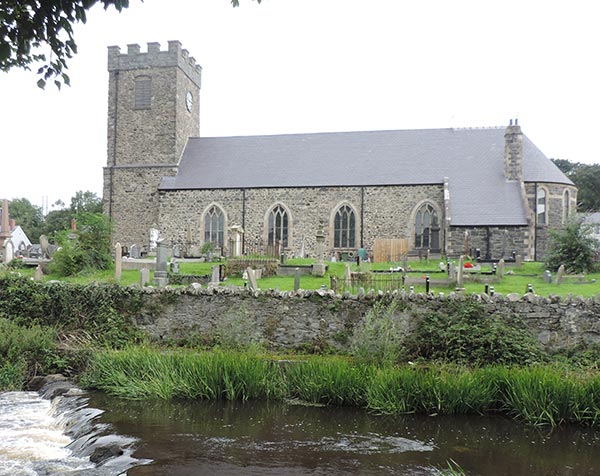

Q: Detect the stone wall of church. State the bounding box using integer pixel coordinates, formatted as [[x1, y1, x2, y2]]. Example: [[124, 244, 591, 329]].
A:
[[157, 184, 444, 257], [525, 182, 577, 260], [104, 166, 177, 249], [446, 226, 531, 260]]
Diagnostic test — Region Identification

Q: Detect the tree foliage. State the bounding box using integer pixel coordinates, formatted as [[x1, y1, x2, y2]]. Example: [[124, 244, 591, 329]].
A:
[[552, 159, 600, 212], [7, 198, 44, 241], [544, 218, 598, 274], [50, 211, 112, 276], [1, 0, 260, 88]]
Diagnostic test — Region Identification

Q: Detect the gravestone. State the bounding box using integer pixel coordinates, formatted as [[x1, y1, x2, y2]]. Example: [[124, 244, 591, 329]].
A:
[[114, 242, 122, 280], [139, 268, 150, 287], [34, 265, 43, 281], [210, 265, 220, 285], [312, 220, 326, 276], [456, 256, 464, 288], [497, 258, 505, 278], [172, 244, 181, 258], [448, 262, 456, 280], [246, 267, 258, 291], [294, 268, 301, 291], [345, 264, 352, 288], [515, 254, 522, 270], [543, 270, 552, 284], [130, 244, 140, 259], [3, 239, 14, 264], [39, 235, 50, 259], [153, 239, 169, 287], [170, 260, 180, 274], [556, 265, 565, 285], [149, 227, 160, 252]]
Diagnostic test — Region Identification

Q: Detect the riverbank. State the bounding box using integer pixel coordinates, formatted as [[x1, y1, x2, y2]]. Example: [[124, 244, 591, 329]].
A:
[[81, 347, 600, 428]]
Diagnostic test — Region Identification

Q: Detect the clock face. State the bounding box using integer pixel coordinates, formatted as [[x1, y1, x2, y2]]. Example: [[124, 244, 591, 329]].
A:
[[185, 91, 193, 112]]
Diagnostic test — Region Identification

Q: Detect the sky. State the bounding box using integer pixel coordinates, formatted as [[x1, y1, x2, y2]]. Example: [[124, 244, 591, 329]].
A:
[[1, 0, 599, 211]]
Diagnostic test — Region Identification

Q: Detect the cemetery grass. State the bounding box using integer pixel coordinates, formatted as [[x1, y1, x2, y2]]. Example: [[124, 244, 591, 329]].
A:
[[7, 260, 599, 297]]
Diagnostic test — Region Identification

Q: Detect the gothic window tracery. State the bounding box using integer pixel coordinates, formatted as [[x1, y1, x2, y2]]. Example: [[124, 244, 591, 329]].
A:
[[333, 204, 356, 248], [536, 188, 547, 225], [414, 203, 440, 250], [204, 205, 225, 247], [267, 204, 289, 247]]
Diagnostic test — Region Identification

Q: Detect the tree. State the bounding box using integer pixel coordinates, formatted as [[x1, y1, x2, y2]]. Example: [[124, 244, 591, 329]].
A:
[[7, 198, 44, 242], [1, 0, 260, 88], [544, 218, 598, 274], [70, 190, 102, 214], [551, 159, 600, 212]]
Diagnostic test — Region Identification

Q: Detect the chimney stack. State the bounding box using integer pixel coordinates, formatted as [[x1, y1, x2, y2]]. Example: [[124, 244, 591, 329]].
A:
[[504, 119, 523, 181]]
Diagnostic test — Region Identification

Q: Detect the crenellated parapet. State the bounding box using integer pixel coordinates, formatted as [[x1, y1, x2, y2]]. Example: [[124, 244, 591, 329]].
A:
[[107, 40, 202, 87]]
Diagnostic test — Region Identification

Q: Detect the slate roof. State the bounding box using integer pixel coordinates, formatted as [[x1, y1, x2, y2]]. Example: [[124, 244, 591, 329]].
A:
[[159, 127, 573, 227]]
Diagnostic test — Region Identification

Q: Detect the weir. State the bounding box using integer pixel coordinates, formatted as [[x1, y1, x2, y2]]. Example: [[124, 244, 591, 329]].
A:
[[0, 388, 149, 475]]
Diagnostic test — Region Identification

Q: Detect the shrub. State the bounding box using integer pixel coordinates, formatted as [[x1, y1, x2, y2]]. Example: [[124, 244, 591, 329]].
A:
[[349, 299, 403, 365], [544, 218, 599, 273], [403, 299, 544, 366]]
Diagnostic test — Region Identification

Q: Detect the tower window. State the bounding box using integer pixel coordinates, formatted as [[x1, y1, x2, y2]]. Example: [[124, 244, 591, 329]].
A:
[[563, 189, 570, 224], [134, 76, 152, 109], [333, 204, 356, 248]]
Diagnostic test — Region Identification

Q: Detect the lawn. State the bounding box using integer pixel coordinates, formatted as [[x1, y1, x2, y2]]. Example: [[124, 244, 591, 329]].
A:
[[9, 257, 599, 298]]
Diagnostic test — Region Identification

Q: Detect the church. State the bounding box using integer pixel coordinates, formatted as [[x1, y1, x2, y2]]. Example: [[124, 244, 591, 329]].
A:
[[103, 41, 576, 261]]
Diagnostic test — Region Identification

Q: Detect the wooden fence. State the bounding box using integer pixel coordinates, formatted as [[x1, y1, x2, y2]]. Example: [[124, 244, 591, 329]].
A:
[[373, 238, 408, 263]]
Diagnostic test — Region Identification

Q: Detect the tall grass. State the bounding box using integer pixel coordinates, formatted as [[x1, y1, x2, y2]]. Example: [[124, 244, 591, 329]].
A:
[[81, 348, 600, 428]]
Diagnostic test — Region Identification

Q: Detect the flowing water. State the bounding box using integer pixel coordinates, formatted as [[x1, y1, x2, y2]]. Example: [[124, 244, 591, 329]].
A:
[[86, 394, 600, 476], [0, 391, 148, 476], [3, 390, 600, 476]]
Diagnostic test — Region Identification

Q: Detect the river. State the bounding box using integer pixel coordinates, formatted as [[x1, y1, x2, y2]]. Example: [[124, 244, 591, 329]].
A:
[[2, 390, 599, 475]]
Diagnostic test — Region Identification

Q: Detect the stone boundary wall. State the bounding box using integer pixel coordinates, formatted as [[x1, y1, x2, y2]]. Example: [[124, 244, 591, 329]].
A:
[[133, 286, 600, 352]]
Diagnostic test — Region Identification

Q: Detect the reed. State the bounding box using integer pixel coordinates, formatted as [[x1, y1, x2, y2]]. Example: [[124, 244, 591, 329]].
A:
[[284, 356, 374, 406], [82, 348, 600, 428], [82, 347, 285, 401]]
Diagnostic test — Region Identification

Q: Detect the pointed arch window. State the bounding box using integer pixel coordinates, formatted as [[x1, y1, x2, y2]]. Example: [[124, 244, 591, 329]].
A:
[[563, 189, 570, 224], [334, 205, 356, 248], [204, 205, 225, 247], [268, 205, 288, 247], [537, 188, 547, 225], [415, 203, 440, 250]]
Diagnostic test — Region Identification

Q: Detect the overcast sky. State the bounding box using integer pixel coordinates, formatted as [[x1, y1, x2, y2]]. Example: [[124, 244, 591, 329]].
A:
[[1, 0, 599, 211]]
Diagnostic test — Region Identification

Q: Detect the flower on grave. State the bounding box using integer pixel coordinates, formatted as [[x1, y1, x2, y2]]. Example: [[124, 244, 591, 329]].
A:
[[464, 262, 474, 268]]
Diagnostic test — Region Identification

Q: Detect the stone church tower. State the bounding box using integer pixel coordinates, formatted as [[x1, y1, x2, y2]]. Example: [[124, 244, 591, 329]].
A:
[[103, 41, 201, 249]]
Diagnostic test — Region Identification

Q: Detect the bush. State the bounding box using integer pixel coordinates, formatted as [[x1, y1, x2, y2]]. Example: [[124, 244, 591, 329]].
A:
[[544, 218, 599, 273], [49, 212, 113, 276], [403, 299, 544, 366]]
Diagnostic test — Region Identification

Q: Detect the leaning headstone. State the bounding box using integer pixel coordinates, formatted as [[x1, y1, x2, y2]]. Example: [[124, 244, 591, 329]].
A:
[[556, 265, 565, 285], [114, 242, 122, 280], [294, 268, 301, 291], [515, 254, 522, 270], [130, 244, 140, 259], [246, 267, 258, 291], [497, 258, 505, 278], [210, 265, 220, 285], [140, 268, 150, 287], [153, 239, 169, 287], [34, 264, 43, 281]]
